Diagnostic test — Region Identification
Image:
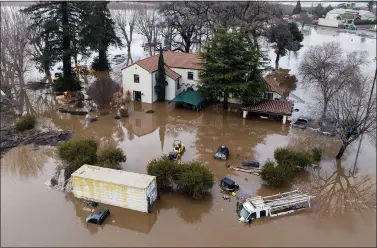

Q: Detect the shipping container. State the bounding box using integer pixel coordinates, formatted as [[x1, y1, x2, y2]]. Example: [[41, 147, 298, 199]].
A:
[[71, 165, 158, 213]]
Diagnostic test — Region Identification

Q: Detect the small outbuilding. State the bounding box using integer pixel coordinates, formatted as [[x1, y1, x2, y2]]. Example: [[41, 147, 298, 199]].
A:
[[71, 165, 158, 213]]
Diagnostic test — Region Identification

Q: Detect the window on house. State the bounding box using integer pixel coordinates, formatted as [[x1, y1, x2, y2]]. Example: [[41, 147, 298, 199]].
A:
[[177, 79, 181, 90], [264, 92, 273, 100], [136, 119, 141, 127], [134, 74, 140, 83], [188, 72, 194, 80]]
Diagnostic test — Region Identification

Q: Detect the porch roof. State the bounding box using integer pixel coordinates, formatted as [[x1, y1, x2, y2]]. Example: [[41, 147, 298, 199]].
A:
[[241, 99, 293, 116], [170, 90, 204, 107]]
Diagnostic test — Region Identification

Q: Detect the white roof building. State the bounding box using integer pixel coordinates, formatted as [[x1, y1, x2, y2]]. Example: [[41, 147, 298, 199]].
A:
[[326, 8, 376, 21]]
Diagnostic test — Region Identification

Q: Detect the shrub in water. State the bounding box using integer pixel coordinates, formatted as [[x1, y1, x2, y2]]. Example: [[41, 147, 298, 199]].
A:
[[274, 147, 313, 170], [147, 156, 215, 199], [58, 139, 98, 173], [311, 148, 322, 163], [147, 156, 180, 189], [97, 147, 126, 167], [260, 160, 295, 187], [15, 114, 36, 131], [177, 161, 215, 199]]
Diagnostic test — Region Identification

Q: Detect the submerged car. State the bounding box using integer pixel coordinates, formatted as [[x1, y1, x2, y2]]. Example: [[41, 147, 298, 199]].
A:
[[86, 208, 110, 225], [214, 146, 230, 160], [220, 177, 240, 192], [241, 161, 260, 168], [291, 116, 312, 129], [320, 121, 337, 136]]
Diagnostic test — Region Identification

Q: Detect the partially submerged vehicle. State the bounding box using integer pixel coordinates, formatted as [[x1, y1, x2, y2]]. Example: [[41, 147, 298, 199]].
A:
[[86, 208, 110, 225], [241, 161, 260, 168], [220, 177, 240, 192], [236, 190, 315, 223], [169, 140, 186, 161], [291, 116, 312, 129], [214, 146, 229, 160]]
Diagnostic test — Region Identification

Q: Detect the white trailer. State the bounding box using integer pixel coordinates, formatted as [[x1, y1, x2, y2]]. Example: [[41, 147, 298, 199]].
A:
[[71, 165, 158, 213], [236, 190, 315, 223], [317, 18, 343, 28]]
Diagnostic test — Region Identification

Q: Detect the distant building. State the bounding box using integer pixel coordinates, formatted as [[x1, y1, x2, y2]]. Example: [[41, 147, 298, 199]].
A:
[[325, 9, 376, 21]]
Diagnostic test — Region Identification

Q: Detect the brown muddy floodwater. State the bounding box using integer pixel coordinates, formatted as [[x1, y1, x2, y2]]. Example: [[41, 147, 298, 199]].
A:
[[1, 98, 376, 246]]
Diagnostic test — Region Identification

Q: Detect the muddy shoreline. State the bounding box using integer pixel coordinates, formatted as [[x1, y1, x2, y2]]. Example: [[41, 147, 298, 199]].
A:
[[0, 103, 71, 158]]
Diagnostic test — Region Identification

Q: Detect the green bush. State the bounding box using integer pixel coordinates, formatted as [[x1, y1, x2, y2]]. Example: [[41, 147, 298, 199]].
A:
[[176, 161, 215, 199], [274, 147, 313, 170], [15, 114, 36, 131], [311, 148, 322, 163], [58, 139, 98, 173], [97, 147, 126, 166], [147, 156, 180, 189], [146, 156, 215, 199], [58, 139, 127, 174], [260, 160, 295, 187], [354, 19, 376, 25]]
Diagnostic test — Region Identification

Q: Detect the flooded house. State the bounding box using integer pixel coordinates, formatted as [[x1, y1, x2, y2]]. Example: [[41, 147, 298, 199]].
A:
[[318, 9, 376, 28], [241, 76, 294, 124], [121, 51, 203, 105]]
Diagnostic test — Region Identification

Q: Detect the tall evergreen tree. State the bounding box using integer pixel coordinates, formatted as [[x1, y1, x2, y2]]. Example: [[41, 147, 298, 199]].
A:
[[292, 1, 302, 15], [22, 1, 83, 91], [199, 29, 265, 109], [155, 47, 166, 101], [267, 21, 303, 70], [80, 1, 120, 71]]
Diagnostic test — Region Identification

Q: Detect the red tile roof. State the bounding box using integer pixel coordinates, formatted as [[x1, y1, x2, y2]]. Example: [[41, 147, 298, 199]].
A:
[[263, 76, 286, 96], [122, 52, 203, 81], [241, 99, 293, 116]]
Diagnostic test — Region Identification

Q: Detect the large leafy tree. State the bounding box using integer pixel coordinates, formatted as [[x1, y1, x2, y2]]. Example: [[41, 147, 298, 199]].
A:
[[267, 21, 303, 70], [199, 29, 265, 109], [155, 48, 166, 101], [80, 1, 120, 71], [22, 1, 83, 91]]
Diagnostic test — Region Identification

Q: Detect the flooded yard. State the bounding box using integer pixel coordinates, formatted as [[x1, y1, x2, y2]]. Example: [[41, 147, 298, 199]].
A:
[[1, 26, 376, 246]]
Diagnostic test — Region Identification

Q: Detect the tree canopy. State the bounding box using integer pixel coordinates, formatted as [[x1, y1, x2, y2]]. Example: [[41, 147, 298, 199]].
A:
[[199, 29, 265, 109], [267, 21, 303, 69], [155, 48, 166, 101], [292, 1, 302, 15]]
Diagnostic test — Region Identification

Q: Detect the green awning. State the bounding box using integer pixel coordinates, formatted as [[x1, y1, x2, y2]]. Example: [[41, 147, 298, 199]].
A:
[[170, 90, 204, 107]]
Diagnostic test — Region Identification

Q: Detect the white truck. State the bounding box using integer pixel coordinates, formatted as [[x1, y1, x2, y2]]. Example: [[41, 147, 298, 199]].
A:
[[71, 165, 158, 213], [236, 190, 315, 223]]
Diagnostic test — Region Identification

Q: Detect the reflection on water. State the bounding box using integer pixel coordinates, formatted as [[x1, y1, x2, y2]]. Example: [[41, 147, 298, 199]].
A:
[[1, 145, 52, 180], [299, 160, 376, 231], [65, 193, 158, 235]]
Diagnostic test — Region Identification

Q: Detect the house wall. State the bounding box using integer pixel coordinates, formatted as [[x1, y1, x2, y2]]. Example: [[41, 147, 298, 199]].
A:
[[265, 91, 282, 100], [326, 13, 341, 20], [122, 64, 153, 103], [151, 72, 177, 101], [72, 176, 149, 213], [170, 68, 200, 91]]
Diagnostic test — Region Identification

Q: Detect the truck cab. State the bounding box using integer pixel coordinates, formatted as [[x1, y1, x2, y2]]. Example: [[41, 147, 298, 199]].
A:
[[237, 200, 268, 223]]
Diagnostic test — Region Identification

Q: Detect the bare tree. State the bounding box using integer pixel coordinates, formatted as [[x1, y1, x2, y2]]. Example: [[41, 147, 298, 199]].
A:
[[298, 42, 368, 122], [136, 7, 161, 56], [111, 9, 137, 65], [1, 6, 33, 114], [159, 2, 210, 53], [328, 72, 376, 159]]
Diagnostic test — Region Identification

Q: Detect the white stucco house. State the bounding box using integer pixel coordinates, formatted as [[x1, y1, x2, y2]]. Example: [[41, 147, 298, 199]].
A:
[[121, 51, 202, 104]]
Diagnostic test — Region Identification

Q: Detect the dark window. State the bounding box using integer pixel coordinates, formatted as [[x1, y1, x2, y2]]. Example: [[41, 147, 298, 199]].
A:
[[188, 72, 194, 80], [260, 210, 266, 217], [264, 92, 273, 100], [134, 74, 140, 83], [88, 218, 97, 224], [136, 119, 141, 127], [177, 79, 180, 90]]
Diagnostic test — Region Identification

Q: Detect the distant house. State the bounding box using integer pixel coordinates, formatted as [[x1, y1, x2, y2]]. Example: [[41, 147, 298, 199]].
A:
[[121, 51, 202, 104], [325, 9, 376, 21]]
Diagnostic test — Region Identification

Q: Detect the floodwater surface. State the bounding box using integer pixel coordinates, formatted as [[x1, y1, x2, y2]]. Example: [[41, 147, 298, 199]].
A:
[[1, 26, 376, 247]]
